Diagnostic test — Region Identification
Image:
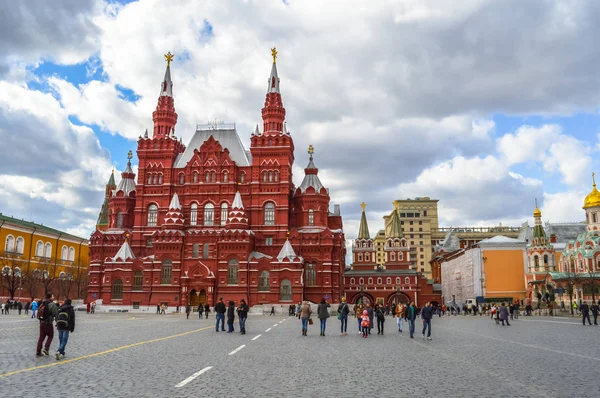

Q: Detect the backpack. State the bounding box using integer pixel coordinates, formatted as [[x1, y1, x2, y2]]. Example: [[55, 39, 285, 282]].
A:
[[37, 301, 51, 322], [56, 308, 70, 329]]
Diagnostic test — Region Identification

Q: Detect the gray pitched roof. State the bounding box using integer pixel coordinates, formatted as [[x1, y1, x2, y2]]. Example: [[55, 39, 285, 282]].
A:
[[174, 127, 250, 168]]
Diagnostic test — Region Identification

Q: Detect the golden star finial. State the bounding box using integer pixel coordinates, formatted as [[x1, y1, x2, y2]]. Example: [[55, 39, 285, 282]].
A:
[[271, 47, 278, 64], [164, 52, 174, 67], [361, 202, 366, 211]]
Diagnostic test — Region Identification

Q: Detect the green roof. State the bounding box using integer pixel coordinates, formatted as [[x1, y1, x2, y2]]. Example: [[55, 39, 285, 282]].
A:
[[0, 213, 88, 241]]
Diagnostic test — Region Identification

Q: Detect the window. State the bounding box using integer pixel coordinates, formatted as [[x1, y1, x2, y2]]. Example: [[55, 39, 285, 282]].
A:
[[386, 277, 391, 284], [423, 210, 427, 216], [420, 248, 424, 252], [269, 171, 273, 182], [391, 252, 395, 261], [262, 171, 267, 182], [308, 209, 314, 226], [211, 172, 215, 182], [258, 270, 270, 291], [350, 278, 355, 285], [161, 260, 172, 284], [240, 172, 245, 183], [266, 237, 273, 246], [594, 213, 597, 223], [419, 241, 423, 245], [117, 212, 124, 228], [420, 254, 424, 259], [396, 277, 401, 284], [420, 234, 423, 238], [420, 268, 424, 272], [264, 202, 275, 225], [203, 243, 209, 259], [158, 174, 163, 184], [147, 238, 153, 247], [61, 246, 68, 260], [280, 279, 292, 301], [179, 173, 184, 185], [147, 174, 152, 184], [112, 279, 123, 299], [148, 204, 158, 227], [221, 203, 228, 226], [68, 247, 75, 261], [4, 235, 14, 252], [398, 252, 403, 261], [205, 172, 210, 182], [419, 228, 422, 232], [365, 253, 370, 261], [377, 277, 382, 284], [544, 255, 549, 269], [358, 253, 363, 262], [190, 203, 198, 226], [133, 271, 143, 291], [410, 221, 413, 225], [36, 241, 44, 257], [274, 171, 279, 182], [305, 263, 316, 286], [204, 203, 214, 226], [193, 172, 198, 183], [192, 243, 199, 259], [15, 237, 24, 254], [153, 174, 157, 185], [44, 243, 52, 258], [228, 259, 238, 284], [534, 255, 539, 270], [368, 277, 373, 284], [223, 172, 228, 183], [405, 277, 410, 284]]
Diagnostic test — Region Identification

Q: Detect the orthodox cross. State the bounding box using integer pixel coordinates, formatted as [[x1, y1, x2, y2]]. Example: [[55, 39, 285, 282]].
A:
[[164, 52, 174, 67], [308, 144, 314, 159], [271, 47, 278, 63], [127, 150, 133, 161], [594, 172, 596, 187]]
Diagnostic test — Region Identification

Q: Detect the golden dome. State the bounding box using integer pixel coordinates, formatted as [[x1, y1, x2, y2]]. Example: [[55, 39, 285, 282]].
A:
[[533, 198, 542, 217], [583, 173, 600, 209]]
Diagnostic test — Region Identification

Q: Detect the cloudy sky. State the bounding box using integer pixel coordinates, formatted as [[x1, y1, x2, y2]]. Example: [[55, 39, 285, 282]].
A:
[[1, 0, 599, 241]]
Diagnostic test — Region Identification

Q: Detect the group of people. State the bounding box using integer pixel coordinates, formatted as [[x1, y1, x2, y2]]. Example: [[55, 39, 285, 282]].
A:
[[34, 292, 76, 360], [184, 303, 211, 319], [204, 297, 249, 334], [1, 300, 34, 315]]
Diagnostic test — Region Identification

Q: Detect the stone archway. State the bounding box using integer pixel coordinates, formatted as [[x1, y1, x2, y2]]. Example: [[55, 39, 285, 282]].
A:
[[387, 291, 411, 308], [353, 292, 375, 305], [189, 289, 200, 308]]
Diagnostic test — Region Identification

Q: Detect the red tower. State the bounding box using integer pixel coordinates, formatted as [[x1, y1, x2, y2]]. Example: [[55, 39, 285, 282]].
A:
[[88, 49, 346, 309]]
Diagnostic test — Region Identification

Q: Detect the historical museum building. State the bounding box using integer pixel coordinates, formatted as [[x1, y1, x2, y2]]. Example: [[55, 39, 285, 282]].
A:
[[1, 213, 89, 301], [345, 202, 440, 307], [87, 50, 346, 309]]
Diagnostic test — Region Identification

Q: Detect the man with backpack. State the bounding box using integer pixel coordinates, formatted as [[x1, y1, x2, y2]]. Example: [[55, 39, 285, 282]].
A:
[[55, 298, 75, 360], [36, 293, 58, 357]]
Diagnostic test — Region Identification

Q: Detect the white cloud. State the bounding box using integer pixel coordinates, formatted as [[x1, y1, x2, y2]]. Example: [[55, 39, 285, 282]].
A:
[[541, 191, 587, 223]]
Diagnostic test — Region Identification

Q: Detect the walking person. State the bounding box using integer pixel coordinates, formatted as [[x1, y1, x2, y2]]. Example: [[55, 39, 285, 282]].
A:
[[237, 299, 249, 335], [18, 301, 23, 315], [215, 298, 226, 332], [185, 304, 191, 320], [355, 303, 364, 334], [31, 299, 38, 318], [300, 301, 311, 336], [591, 301, 599, 325], [406, 301, 417, 339], [204, 303, 210, 319], [156, 304, 160, 314], [227, 301, 235, 333], [296, 302, 302, 318], [509, 303, 514, 320], [499, 302, 510, 326], [1, 302, 4, 315], [90, 301, 96, 314], [337, 297, 349, 336], [376, 303, 385, 335], [421, 301, 433, 340], [270, 306, 275, 316], [160, 304, 166, 315], [317, 298, 330, 336], [86, 302, 90, 314], [361, 310, 370, 338], [366, 303, 374, 335], [198, 304, 203, 319], [55, 298, 75, 360], [395, 302, 406, 333], [513, 301, 520, 319], [4, 300, 9, 314], [581, 301, 592, 326], [24, 301, 30, 316], [36, 293, 58, 357]]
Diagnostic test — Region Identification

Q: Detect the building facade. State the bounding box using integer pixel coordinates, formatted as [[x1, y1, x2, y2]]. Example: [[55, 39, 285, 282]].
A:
[[87, 50, 346, 309], [0, 213, 89, 301], [345, 202, 440, 307]]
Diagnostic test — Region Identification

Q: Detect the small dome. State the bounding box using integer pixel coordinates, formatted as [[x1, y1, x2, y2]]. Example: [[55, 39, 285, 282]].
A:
[[583, 173, 600, 209], [533, 207, 542, 217]]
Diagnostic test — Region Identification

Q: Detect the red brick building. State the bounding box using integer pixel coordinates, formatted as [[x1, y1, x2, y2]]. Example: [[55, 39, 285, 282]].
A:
[[344, 202, 440, 307], [87, 50, 346, 309]]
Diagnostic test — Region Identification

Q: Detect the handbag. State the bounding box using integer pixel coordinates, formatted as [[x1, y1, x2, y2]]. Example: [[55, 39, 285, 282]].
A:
[[308, 318, 313, 325]]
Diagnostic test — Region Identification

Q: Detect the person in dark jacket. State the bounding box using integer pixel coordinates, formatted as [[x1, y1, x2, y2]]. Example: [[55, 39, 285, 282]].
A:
[[185, 304, 191, 320], [581, 301, 592, 326], [24, 301, 30, 315], [55, 298, 75, 360], [36, 293, 58, 356], [17, 301, 23, 315], [226, 301, 235, 333], [366, 303, 374, 335], [215, 298, 226, 332], [498, 302, 510, 326], [375, 303, 386, 335], [204, 303, 210, 319], [197, 304, 203, 319], [591, 301, 599, 325], [317, 298, 331, 336], [421, 301, 433, 339], [237, 299, 249, 335], [337, 297, 350, 336], [405, 301, 417, 338]]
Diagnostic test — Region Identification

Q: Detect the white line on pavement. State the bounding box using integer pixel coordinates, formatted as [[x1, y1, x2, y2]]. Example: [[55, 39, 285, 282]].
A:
[[175, 366, 213, 388], [273, 324, 278, 327], [228, 345, 246, 356], [279, 321, 283, 324], [252, 334, 261, 341], [265, 328, 271, 332], [519, 319, 586, 325]]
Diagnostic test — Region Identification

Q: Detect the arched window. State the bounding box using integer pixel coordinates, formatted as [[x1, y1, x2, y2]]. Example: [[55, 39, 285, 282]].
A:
[[308, 209, 314, 226], [396, 277, 401, 284], [211, 172, 215, 182], [133, 271, 143, 291], [544, 255, 549, 269], [365, 253, 370, 262], [391, 252, 396, 261], [179, 173, 185, 185], [269, 171, 273, 182], [15, 237, 24, 254], [280, 279, 292, 301], [350, 278, 355, 285], [35, 241, 44, 257], [405, 277, 410, 284], [161, 260, 172, 284], [223, 171, 228, 183], [190, 203, 198, 226], [204, 203, 215, 226], [264, 202, 275, 225], [368, 277, 373, 285], [221, 203, 228, 226], [112, 279, 123, 300], [117, 212, 124, 228], [534, 255, 539, 270], [358, 253, 363, 262], [386, 277, 391, 284], [158, 174, 163, 184], [192, 243, 199, 259], [274, 171, 279, 182], [240, 172, 245, 183], [377, 277, 382, 285], [44, 243, 52, 258], [205, 172, 210, 182], [147, 174, 152, 184], [398, 252, 403, 261], [193, 172, 198, 183], [359, 277, 364, 285], [147, 204, 158, 227], [14, 267, 21, 277], [258, 270, 270, 291], [305, 263, 316, 286], [228, 259, 238, 284], [153, 174, 158, 185], [4, 235, 14, 252], [262, 171, 267, 182], [203, 243, 209, 259], [61, 246, 68, 260]]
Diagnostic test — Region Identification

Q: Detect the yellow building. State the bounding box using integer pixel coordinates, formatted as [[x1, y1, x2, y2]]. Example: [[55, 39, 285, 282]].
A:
[[0, 213, 89, 301]]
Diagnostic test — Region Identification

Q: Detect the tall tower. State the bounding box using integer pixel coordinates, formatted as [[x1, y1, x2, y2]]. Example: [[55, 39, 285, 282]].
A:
[[293, 145, 330, 229], [96, 169, 116, 231], [583, 172, 600, 232], [108, 151, 137, 230], [152, 52, 178, 139], [262, 47, 286, 135]]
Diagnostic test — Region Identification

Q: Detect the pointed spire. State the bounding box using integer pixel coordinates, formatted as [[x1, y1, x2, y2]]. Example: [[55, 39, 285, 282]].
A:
[[299, 145, 324, 194], [169, 193, 181, 210], [160, 52, 174, 97], [267, 48, 280, 94], [226, 191, 249, 229], [114, 151, 136, 197], [255, 124, 260, 136], [107, 168, 116, 187], [277, 239, 297, 262], [533, 198, 542, 218], [144, 128, 148, 138], [283, 122, 289, 135], [261, 48, 286, 135], [584, 172, 600, 209], [112, 240, 135, 262], [163, 193, 184, 228], [388, 201, 403, 238], [152, 52, 178, 138], [357, 202, 370, 239]]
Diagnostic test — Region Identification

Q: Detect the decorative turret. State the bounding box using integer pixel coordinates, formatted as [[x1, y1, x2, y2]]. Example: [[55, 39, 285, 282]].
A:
[[163, 193, 185, 229], [261, 47, 286, 136], [277, 239, 297, 262], [108, 151, 137, 229], [113, 151, 136, 197], [226, 191, 249, 230], [357, 202, 370, 239], [531, 199, 549, 246], [96, 169, 117, 231], [112, 239, 135, 262], [298, 145, 325, 194], [584, 172, 600, 231], [388, 201, 403, 238], [152, 52, 178, 139]]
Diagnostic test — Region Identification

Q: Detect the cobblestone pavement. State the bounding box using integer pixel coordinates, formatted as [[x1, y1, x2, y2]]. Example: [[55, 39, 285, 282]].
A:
[[1, 312, 599, 397]]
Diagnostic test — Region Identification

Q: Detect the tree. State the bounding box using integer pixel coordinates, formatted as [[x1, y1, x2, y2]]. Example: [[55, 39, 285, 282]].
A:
[[21, 262, 40, 301], [0, 252, 23, 300], [71, 261, 89, 300], [37, 256, 59, 296]]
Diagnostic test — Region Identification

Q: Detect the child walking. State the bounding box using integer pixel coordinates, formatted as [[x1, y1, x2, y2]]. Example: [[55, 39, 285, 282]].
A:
[[361, 310, 370, 338]]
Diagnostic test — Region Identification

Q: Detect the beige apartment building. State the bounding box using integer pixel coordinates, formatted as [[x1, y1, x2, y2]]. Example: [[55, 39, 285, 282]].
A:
[[382, 197, 520, 278]]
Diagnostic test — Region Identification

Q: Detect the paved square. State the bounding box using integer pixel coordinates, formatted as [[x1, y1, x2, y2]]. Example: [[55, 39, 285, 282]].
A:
[[1, 313, 599, 397]]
